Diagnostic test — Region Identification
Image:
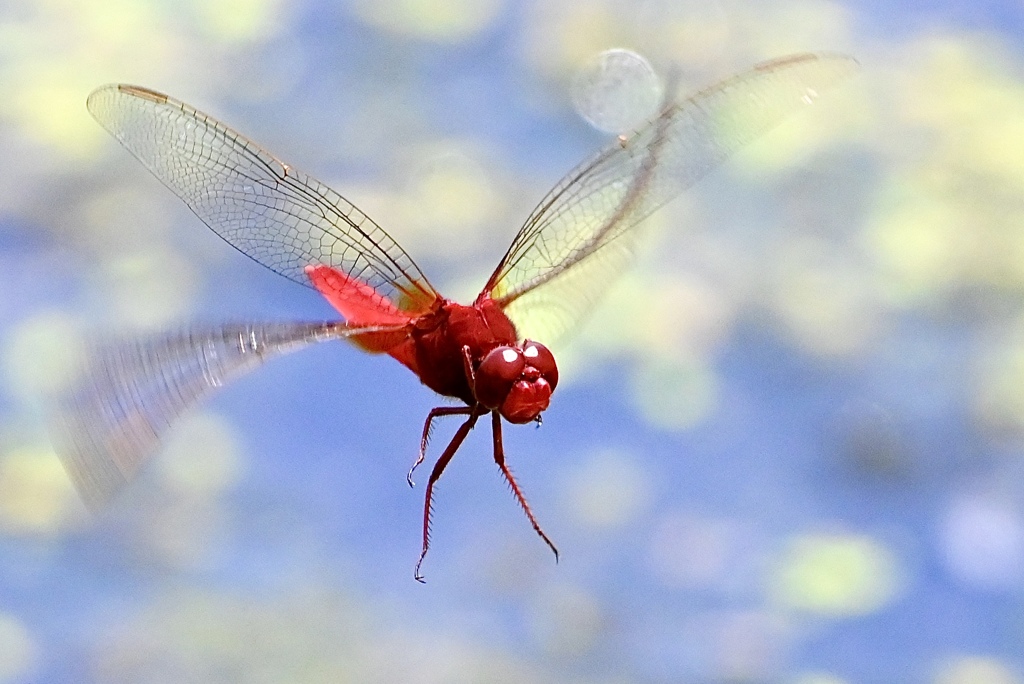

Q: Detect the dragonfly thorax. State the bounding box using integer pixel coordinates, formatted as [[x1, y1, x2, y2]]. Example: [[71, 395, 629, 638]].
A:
[[73, 54, 859, 580], [475, 341, 558, 423]]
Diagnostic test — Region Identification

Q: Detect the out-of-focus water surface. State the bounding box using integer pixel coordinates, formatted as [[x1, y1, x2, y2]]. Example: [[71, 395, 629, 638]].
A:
[[1, 0, 1023, 682]]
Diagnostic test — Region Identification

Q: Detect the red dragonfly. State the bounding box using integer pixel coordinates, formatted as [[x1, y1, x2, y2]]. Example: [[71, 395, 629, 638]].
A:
[[56, 53, 857, 580]]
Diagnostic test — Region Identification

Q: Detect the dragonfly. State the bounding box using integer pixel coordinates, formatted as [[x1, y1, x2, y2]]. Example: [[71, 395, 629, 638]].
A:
[[55, 52, 857, 581]]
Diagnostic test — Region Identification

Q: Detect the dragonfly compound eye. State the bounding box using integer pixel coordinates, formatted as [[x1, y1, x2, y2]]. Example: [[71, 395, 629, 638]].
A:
[[501, 378, 553, 424], [522, 341, 558, 390], [475, 345, 525, 409], [76, 54, 857, 580]]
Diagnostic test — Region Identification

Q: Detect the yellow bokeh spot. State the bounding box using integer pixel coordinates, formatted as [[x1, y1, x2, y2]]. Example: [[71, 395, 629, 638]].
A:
[[81, 186, 173, 253], [734, 83, 862, 175], [6, 76, 106, 158], [638, 0, 731, 69], [975, 351, 1024, 434], [865, 181, 963, 303], [735, 0, 854, 63], [900, 38, 1024, 189], [142, 499, 233, 571], [0, 0, 175, 157], [771, 534, 900, 617], [187, 0, 285, 43], [790, 674, 849, 684], [565, 449, 650, 529], [865, 158, 1024, 303], [935, 656, 1020, 684], [972, 318, 1024, 436], [76, 0, 166, 46], [2, 311, 84, 402], [157, 413, 245, 497], [529, 583, 605, 659], [864, 37, 1024, 305], [630, 356, 719, 431], [519, 2, 626, 80], [351, 0, 505, 42], [772, 249, 880, 358], [403, 147, 496, 257], [0, 447, 81, 537], [600, 269, 731, 359], [100, 247, 200, 329], [0, 613, 39, 683]]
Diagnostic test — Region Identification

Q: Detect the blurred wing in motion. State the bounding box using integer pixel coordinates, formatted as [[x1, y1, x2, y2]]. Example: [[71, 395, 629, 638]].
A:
[[87, 85, 439, 316], [52, 321, 404, 510], [484, 53, 859, 342]]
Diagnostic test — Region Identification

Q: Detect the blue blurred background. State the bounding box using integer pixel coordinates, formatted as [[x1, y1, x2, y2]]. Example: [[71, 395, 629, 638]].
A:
[[1, 0, 1023, 682]]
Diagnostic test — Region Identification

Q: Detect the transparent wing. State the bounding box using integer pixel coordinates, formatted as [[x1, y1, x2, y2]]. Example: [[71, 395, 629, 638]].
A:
[[87, 85, 439, 314], [51, 321, 404, 510], [484, 53, 859, 342]]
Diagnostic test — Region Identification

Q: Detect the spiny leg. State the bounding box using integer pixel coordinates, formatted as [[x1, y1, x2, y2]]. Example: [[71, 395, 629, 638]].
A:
[[415, 408, 482, 583], [461, 345, 476, 396], [409, 406, 473, 487], [491, 411, 559, 562]]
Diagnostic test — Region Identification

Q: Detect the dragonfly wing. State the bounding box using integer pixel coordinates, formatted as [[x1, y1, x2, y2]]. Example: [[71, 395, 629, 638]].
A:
[[484, 53, 859, 343], [87, 85, 439, 315], [51, 321, 405, 510]]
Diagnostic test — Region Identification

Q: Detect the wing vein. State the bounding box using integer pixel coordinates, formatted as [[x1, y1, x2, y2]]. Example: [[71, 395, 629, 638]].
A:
[[88, 84, 440, 315], [483, 53, 859, 343]]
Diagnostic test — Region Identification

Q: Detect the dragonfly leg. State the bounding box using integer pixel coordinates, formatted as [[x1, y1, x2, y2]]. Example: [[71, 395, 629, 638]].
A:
[[414, 407, 482, 583], [490, 411, 559, 562], [460, 345, 476, 397], [409, 405, 474, 487]]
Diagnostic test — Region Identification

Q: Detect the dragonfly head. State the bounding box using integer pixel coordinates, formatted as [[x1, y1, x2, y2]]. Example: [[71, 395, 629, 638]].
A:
[[475, 341, 559, 424]]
